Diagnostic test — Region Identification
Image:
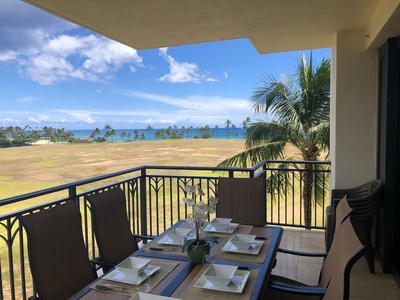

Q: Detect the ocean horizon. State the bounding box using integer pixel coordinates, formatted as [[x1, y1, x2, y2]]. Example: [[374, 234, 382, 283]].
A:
[[68, 127, 245, 141]]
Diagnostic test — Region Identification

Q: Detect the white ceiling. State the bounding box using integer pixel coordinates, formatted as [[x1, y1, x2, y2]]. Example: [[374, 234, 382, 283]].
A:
[[22, 0, 386, 53]]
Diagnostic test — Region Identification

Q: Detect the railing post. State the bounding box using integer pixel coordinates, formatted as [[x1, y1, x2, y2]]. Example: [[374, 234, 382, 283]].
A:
[[68, 186, 77, 204], [140, 168, 148, 236]]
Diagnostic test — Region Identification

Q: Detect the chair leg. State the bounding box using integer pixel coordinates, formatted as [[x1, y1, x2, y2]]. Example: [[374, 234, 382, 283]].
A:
[[363, 221, 375, 274], [352, 219, 375, 274]]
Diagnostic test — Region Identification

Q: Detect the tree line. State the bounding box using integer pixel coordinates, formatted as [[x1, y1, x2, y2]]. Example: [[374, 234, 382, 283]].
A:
[[0, 126, 74, 146], [0, 118, 253, 146]]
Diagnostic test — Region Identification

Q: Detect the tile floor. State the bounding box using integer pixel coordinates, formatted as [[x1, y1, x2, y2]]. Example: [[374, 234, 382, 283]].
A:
[[272, 228, 400, 299]]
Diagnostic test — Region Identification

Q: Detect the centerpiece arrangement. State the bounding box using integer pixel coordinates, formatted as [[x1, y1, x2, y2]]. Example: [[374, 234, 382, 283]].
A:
[[181, 183, 219, 263]]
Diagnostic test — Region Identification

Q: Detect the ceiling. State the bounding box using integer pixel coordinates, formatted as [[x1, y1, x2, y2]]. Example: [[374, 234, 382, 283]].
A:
[[22, 0, 387, 53]]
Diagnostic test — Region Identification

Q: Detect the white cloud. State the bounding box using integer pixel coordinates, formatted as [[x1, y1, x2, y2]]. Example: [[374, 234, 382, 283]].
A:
[[121, 89, 251, 114], [158, 47, 219, 84], [15, 34, 143, 85], [16, 96, 38, 103], [28, 114, 50, 123], [55, 109, 97, 123], [0, 0, 144, 86]]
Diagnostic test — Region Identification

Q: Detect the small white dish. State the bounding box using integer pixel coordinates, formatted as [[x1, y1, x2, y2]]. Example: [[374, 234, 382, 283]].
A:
[[116, 257, 152, 277], [166, 228, 192, 243], [230, 234, 256, 249], [130, 292, 182, 300], [103, 265, 160, 285], [210, 218, 232, 231], [222, 240, 263, 255], [194, 269, 250, 293], [203, 222, 239, 233], [211, 218, 232, 225], [203, 264, 237, 286]]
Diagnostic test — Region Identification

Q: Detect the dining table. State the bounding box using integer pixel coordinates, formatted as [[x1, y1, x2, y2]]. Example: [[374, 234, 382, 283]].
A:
[[70, 220, 283, 300]]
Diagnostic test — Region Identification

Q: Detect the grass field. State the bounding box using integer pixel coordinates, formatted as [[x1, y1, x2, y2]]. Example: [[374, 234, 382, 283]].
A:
[[0, 139, 252, 200]]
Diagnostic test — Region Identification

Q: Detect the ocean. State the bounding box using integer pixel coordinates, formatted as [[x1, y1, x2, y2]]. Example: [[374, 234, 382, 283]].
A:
[[69, 128, 245, 142]]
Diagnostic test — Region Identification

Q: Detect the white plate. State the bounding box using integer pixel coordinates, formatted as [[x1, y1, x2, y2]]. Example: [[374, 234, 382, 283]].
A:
[[130, 292, 182, 300], [157, 235, 181, 245], [203, 223, 239, 233], [221, 240, 263, 255], [103, 265, 160, 285], [194, 269, 250, 293]]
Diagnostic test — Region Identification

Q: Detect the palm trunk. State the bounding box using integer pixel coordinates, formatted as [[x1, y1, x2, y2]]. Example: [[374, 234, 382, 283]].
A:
[[302, 163, 313, 229]]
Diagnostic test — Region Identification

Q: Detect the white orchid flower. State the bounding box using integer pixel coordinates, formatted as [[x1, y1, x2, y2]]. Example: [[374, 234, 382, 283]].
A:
[[183, 197, 195, 206], [184, 184, 196, 194], [192, 207, 207, 221], [208, 197, 219, 207], [195, 201, 208, 212]]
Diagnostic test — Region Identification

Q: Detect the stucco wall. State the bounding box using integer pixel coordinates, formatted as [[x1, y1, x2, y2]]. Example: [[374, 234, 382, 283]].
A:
[[330, 29, 378, 189]]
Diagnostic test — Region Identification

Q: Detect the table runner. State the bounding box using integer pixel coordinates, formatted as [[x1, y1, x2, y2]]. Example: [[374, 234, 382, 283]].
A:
[[212, 238, 271, 264], [179, 263, 259, 300], [90, 258, 180, 296], [141, 223, 253, 257]]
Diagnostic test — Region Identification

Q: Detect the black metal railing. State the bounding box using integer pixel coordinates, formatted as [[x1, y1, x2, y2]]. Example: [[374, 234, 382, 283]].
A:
[[0, 160, 330, 299]]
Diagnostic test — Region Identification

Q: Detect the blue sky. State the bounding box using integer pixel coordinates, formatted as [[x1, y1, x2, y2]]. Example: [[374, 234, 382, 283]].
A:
[[0, 0, 331, 130]]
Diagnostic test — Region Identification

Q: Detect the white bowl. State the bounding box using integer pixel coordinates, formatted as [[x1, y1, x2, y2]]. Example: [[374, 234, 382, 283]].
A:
[[203, 264, 237, 286], [130, 292, 182, 300], [116, 257, 151, 277], [230, 234, 256, 249], [210, 218, 232, 231], [166, 228, 192, 243]]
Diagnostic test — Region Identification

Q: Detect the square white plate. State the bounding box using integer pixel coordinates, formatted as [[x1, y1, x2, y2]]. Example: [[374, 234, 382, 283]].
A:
[[221, 240, 263, 255], [130, 292, 182, 300], [157, 235, 181, 245], [194, 269, 250, 293], [203, 223, 239, 233], [103, 265, 160, 285]]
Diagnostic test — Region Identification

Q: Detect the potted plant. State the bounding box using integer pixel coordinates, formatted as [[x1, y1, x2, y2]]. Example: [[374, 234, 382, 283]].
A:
[[181, 184, 219, 263]]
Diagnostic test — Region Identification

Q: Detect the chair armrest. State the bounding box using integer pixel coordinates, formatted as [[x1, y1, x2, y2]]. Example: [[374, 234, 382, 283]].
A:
[[269, 280, 327, 296], [91, 257, 118, 269], [278, 247, 328, 258], [133, 234, 155, 241]]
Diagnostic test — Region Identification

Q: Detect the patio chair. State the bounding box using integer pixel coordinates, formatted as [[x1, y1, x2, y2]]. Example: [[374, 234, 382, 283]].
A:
[[265, 217, 365, 300], [20, 201, 97, 300], [86, 187, 154, 271], [279, 195, 353, 256], [217, 173, 266, 226], [325, 179, 383, 273]]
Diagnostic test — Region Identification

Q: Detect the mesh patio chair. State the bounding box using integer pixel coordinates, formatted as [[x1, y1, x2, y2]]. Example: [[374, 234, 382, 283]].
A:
[[325, 179, 383, 273], [20, 201, 97, 300], [265, 217, 365, 300], [216, 173, 266, 226], [86, 187, 154, 271]]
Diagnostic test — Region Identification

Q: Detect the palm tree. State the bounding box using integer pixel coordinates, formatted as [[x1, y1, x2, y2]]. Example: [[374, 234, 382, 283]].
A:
[[104, 124, 112, 142], [242, 117, 251, 137], [218, 54, 330, 228], [225, 119, 232, 138], [146, 125, 153, 140], [121, 131, 127, 142]]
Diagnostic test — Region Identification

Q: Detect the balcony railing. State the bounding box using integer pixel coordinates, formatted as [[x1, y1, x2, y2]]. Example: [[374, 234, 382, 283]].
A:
[[0, 160, 330, 300]]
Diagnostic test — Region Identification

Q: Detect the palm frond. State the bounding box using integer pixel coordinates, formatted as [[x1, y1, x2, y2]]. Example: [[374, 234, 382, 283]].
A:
[[217, 142, 286, 168]]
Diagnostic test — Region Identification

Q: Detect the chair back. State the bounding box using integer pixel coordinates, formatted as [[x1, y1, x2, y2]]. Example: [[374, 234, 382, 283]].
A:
[[20, 202, 97, 300], [87, 187, 138, 263], [319, 217, 365, 300], [334, 195, 353, 234], [217, 174, 265, 226]]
